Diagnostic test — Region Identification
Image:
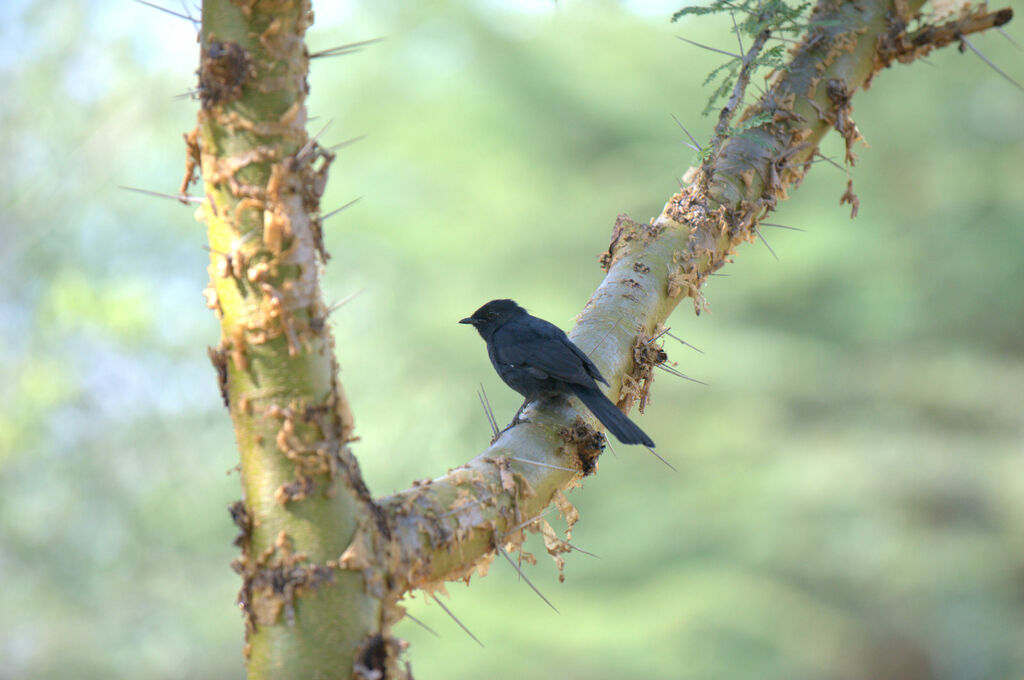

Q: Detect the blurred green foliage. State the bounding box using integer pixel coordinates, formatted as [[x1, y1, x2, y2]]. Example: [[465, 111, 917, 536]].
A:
[[1, 0, 1021, 678]]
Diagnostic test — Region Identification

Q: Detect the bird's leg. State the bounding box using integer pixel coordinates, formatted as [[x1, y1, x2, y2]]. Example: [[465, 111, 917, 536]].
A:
[[510, 402, 526, 425], [502, 399, 531, 433], [503, 391, 571, 433]]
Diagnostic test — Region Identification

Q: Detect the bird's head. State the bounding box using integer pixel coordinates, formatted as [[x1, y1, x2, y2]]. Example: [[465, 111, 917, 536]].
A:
[[459, 299, 526, 334]]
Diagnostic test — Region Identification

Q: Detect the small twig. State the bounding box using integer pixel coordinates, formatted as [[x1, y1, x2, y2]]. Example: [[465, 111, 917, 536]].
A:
[[496, 545, 559, 613], [676, 35, 742, 59], [693, 25, 773, 197], [430, 594, 484, 647], [404, 612, 440, 638], [959, 34, 1024, 91], [120, 185, 202, 204], [730, 11, 745, 55], [321, 196, 363, 222], [711, 28, 771, 148], [309, 37, 386, 59], [716, 0, 760, 19], [879, 6, 1014, 70]]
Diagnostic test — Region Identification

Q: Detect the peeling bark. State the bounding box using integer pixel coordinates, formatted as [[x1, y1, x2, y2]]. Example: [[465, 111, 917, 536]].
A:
[[193, 0, 383, 677]]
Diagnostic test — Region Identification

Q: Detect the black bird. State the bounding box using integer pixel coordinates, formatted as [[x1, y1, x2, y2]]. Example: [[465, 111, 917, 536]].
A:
[[460, 299, 654, 447]]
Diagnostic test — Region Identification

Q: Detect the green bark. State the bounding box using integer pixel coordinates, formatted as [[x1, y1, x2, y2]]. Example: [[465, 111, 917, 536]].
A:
[[193, 0, 381, 677]]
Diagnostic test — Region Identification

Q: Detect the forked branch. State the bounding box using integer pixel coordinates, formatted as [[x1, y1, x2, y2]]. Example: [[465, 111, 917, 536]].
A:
[[188, 0, 1014, 677]]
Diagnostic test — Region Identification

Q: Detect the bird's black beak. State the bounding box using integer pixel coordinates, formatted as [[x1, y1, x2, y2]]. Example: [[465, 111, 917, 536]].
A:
[[459, 317, 477, 325]]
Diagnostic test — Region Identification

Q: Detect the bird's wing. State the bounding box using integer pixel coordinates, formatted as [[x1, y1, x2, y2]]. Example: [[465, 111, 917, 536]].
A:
[[564, 332, 609, 385], [492, 317, 607, 387]]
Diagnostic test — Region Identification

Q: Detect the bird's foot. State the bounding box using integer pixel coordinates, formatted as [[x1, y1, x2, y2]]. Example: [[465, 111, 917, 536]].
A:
[[502, 400, 533, 433]]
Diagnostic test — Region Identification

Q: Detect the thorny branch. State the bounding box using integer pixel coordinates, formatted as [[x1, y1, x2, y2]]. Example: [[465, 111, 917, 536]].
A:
[[873, 3, 1014, 77], [368, 0, 1016, 645], [709, 27, 773, 164], [179, 0, 1016, 677]]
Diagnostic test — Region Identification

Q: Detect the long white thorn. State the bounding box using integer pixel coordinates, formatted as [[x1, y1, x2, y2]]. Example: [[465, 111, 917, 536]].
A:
[[497, 545, 559, 613], [430, 594, 484, 647]]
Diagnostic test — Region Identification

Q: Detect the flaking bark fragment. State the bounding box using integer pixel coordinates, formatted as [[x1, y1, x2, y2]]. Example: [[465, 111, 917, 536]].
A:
[[552, 491, 579, 541], [621, 329, 670, 414], [202, 283, 222, 317], [558, 417, 604, 476], [540, 520, 572, 583], [207, 345, 230, 407], [180, 126, 201, 196], [275, 475, 315, 503], [199, 40, 254, 108], [599, 214, 658, 271], [229, 500, 253, 550], [234, 531, 336, 634], [826, 78, 865, 165], [840, 178, 861, 218], [338, 521, 388, 597]]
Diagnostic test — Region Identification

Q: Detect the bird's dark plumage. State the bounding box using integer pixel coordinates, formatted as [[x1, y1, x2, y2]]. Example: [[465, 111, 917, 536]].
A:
[[460, 299, 654, 447]]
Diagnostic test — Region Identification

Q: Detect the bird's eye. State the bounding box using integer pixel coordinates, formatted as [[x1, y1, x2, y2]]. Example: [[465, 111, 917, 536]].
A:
[[487, 312, 498, 319]]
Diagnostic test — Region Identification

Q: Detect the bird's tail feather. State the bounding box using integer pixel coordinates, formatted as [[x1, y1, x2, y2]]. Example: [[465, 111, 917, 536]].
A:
[[571, 385, 654, 447]]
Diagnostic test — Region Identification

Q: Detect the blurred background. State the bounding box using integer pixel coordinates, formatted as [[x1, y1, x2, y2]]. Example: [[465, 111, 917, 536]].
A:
[[2, 0, 1022, 678]]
